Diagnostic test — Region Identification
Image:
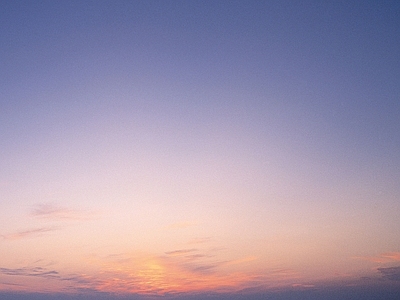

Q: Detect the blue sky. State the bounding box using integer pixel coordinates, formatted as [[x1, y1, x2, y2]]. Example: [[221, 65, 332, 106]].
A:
[[1, 1, 400, 299]]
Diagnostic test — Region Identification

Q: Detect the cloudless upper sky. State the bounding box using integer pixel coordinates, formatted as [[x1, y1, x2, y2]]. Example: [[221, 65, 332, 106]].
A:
[[1, 1, 400, 299]]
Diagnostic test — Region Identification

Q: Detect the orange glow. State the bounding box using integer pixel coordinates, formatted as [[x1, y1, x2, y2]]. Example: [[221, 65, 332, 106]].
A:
[[355, 252, 400, 264], [78, 253, 300, 295]]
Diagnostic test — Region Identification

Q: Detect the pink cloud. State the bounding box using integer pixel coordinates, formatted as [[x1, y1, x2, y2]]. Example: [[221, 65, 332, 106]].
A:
[[354, 252, 400, 263], [31, 203, 99, 221], [1, 227, 58, 240]]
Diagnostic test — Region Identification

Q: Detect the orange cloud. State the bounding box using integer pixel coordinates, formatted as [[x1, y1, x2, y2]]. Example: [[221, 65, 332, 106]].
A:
[[92, 256, 260, 295], [81, 252, 300, 295], [355, 252, 400, 263], [0, 253, 302, 295], [381, 252, 400, 261]]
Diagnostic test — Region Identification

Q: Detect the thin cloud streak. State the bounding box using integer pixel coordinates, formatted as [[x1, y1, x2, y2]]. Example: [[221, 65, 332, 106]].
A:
[[76, 251, 278, 295], [0, 264, 105, 293], [31, 203, 99, 221], [378, 266, 400, 281], [165, 249, 198, 256], [355, 252, 400, 263], [0, 267, 59, 278], [2, 254, 391, 297], [1, 227, 58, 241]]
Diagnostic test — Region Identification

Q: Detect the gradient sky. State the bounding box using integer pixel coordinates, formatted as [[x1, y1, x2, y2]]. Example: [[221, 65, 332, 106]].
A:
[[1, 1, 400, 299]]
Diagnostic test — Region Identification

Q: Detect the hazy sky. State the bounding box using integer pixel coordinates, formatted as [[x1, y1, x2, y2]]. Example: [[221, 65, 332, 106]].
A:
[[1, 1, 400, 299]]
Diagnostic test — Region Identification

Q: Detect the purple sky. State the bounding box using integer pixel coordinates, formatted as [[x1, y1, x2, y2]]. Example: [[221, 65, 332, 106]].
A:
[[1, 1, 400, 299]]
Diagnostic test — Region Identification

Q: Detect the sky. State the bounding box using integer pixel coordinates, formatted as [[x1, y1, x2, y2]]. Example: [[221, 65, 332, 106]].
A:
[[1, 1, 400, 299]]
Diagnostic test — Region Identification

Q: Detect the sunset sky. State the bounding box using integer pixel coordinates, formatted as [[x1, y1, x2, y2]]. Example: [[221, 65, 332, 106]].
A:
[[1, 1, 400, 299]]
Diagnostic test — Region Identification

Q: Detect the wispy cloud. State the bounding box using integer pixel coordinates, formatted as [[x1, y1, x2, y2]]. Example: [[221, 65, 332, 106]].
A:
[[1, 226, 58, 241], [377, 266, 400, 281], [185, 254, 209, 261], [0, 251, 302, 296], [188, 263, 220, 274], [354, 252, 400, 263], [291, 283, 316, 289], [162, 246, 259, 278], [0, 267, 59, 278], [165, 249, 198, 256], [0, 263, 107, 294], [380, 252, 400, 261], [163, 247, 221, 273], [31, 203, 98, 221], [75, 250, 277, 295]]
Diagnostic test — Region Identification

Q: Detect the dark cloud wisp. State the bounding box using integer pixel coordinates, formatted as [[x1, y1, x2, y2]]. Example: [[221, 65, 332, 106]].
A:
[[378, 266, 400, 281]]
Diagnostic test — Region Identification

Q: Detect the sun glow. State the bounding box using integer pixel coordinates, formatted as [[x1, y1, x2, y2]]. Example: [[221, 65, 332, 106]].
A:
[[84, 254, 271, 295]]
